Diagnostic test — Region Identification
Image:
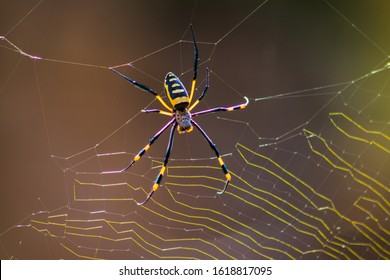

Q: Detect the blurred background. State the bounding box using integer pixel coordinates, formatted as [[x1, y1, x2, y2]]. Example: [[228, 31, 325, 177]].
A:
[[0, 0, 389, 259]]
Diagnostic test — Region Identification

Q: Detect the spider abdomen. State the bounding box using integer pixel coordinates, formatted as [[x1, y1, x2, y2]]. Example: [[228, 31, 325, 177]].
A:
[[164, 72, 189, 111]]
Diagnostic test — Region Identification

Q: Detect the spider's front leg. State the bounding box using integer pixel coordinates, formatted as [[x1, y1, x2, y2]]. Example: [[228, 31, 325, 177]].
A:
[[110, 67, 173, 112]]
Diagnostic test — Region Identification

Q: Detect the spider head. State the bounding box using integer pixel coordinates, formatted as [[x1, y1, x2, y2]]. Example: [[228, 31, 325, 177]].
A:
[[175, 109, 193, 134]]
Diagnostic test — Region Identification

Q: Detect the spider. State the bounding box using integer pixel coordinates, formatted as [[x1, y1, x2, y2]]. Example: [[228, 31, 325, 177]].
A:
[[110, 24, 248, 205]]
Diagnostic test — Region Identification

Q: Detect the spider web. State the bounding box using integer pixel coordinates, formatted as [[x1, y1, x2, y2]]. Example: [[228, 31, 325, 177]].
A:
[[0, 0, 389, 260]]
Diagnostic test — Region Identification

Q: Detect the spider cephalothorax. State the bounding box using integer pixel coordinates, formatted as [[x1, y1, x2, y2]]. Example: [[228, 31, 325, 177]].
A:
[[110, 24, 248, 205], [175, 108, 193, 133]]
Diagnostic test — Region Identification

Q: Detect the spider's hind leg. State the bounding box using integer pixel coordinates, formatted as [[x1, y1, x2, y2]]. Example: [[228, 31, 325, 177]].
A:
[[191, 120, 231, 195], [137, 123, 177, 205], [218, 180, 230, 195], [137, 187, 155, 205]]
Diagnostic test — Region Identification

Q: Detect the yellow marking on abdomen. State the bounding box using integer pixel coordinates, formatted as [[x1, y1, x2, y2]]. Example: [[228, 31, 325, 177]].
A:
[[171, 96, 189, 106]]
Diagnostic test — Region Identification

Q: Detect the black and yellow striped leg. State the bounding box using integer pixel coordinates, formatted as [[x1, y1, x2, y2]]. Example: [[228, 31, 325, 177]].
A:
[[192, 96, 249, 117], [189, 24, 199, 104], [141, 109, 174, 117], [188, 67, 209, 112], [138, 123, 177, 205], [122, 118, 175, 172], [191, 120, 231, 195], [110, 67, 173, 112], [190, 24, 199, 81], [110, 67, 158, 96]]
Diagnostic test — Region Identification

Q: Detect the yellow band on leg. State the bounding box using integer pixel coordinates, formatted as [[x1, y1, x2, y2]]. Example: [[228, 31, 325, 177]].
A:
[[156, 95, 173, 112], [225, 173, 231, 181], [189, 80, 196, 103], [152, 183, 159, 192]]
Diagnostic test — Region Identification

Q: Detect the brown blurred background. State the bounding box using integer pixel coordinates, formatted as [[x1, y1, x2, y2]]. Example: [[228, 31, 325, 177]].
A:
[[0, 0, 389, 259]]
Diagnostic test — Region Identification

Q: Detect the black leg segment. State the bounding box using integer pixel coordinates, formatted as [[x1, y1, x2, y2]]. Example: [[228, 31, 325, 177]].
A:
[[191, 120, 231, 195], [138, 123, 177, 205]]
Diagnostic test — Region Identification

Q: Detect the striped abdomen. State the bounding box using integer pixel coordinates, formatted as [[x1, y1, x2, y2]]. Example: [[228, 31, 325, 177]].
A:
[[164, 72, 189, 111]]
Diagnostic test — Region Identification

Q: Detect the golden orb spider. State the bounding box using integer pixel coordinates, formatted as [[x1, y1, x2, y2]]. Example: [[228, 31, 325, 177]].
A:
[[110, 24, 249, 205]]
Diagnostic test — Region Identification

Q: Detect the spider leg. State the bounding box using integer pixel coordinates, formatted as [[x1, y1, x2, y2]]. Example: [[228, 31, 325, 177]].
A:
[[141, 109, 174, 117], [110, 67, 173, 112], [138, 123, 177, 205], [192, 96, 249, 117], [188, 67, 209, 112], [191, 120, 231, 195], [123, 118, 175, 172], [189, 24, 199, 104]]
